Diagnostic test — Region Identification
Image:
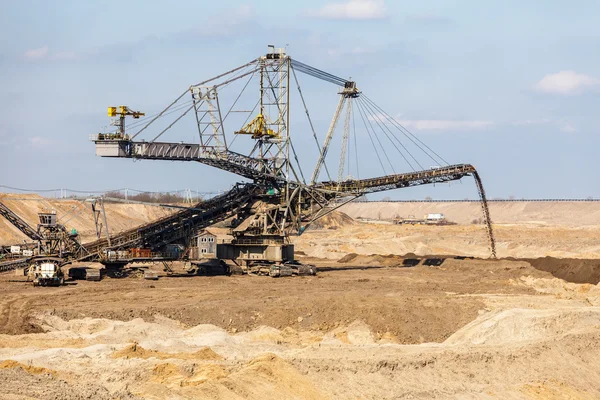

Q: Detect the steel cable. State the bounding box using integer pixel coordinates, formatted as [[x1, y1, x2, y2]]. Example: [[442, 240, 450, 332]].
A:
[[362, 95, 449, 166], [357, 97, 419, 171]]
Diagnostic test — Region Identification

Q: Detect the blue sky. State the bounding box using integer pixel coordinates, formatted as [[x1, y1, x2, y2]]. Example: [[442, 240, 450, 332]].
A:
[[1, 0, 599, 199]]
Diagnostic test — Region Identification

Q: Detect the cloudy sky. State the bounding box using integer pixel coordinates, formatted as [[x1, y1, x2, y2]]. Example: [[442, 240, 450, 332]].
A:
[[1, 0, 599, 199]]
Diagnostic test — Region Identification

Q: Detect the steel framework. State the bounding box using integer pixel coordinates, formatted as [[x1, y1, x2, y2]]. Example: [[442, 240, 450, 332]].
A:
[[82, 47, 498, 261]]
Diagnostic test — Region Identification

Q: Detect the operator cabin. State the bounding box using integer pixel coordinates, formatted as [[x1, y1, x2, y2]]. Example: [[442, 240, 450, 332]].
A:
[[191, 230, 216, 259]]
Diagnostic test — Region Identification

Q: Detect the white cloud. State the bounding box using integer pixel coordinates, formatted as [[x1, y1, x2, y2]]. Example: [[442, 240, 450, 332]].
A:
[[396, 119, 494, 131], [560, 123, 577, 133], [28, 136, 54, 147], [24, 46, 49, 60], [23, 46, 79, 62], [372, 114, 579, 134], [534, 70, 600, 95], [307, 0, 387, 20], [513, 118, 578, 133]]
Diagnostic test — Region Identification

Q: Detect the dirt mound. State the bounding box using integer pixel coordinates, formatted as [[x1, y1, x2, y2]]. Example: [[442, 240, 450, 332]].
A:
[[515, 276, 600, 305], [337, 252, 443, 267], [193, 353, 328, 399], [0, 360, 58, 376], [308, 211, 354, 230], [337, 253, 358, 263], [521, 380, 594, 399], [525, 257, 600, 284], [113, 342, 222, 360], [0, 358, 133, 399], [0, 193, 175, 245], [445, 308, 600, 346], [151, 362, 229, 387], [337, 253, 401, 266]]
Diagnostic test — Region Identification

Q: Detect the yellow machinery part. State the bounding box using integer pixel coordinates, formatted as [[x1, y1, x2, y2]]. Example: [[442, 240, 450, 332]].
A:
[[235, 114, 278, 139], [107, 106, 145, 119]]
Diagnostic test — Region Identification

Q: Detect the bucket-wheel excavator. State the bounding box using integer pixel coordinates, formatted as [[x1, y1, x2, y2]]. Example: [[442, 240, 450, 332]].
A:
[[87, 46, 496, 275], [0, 47, 496, 278]]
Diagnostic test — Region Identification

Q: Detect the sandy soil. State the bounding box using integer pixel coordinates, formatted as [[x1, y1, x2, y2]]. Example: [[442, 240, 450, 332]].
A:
[[341, 200, 600, 227], [296, 222, 600, 259], [0, 193, 174, 244], [1, 258, 600, 399], [2, 198, 600, 398]]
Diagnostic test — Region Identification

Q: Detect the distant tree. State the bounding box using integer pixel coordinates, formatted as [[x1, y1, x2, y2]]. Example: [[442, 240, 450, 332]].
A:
[[105, 191, 125, 199], [508, 195, 515, 200], [103, 191, 187, 204], [424, 196, 432, 201], [382, 196, 391, 202]]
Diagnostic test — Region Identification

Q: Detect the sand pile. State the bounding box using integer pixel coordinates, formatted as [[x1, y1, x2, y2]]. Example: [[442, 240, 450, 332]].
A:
[[515, 275, 600, 305], [337, 253, 409, 267], [151, 362, 228, 387], [0, 359, 128, 400], [0, 193, 174, 244], [0, 359, 58, 376], [187, 353, 328, 400], [526, 257, 600, 284], [445, 307, 600, 346], [307, 211, 355, 230], [113, 342, 222, 360]]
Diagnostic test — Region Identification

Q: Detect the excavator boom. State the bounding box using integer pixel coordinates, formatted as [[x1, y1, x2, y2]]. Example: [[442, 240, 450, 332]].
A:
[[314, 164, 475, 195], [0, 200, 42, 241]]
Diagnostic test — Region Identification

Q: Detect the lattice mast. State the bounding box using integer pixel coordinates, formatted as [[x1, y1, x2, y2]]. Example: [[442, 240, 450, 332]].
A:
[[238, 46, 292, 181], [310, 81, 360, 184]]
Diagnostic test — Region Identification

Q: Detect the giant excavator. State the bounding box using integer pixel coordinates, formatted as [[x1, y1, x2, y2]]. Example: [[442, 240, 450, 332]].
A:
[[0, 47, 496, 277], [86, 46, 497, 274]]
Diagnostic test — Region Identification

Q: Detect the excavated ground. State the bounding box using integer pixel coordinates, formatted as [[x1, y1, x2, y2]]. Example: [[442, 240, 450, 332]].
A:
[[1, 256, 600, 399], [2, 199, 600, 398]]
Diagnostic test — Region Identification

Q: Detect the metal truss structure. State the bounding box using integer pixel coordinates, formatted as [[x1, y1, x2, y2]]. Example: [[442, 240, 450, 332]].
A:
[[89, 47, 497, 260], [0, 47, 497, 269]]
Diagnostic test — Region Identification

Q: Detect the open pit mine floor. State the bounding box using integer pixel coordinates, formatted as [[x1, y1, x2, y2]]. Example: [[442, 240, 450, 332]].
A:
[[1, 257, 600, 399]]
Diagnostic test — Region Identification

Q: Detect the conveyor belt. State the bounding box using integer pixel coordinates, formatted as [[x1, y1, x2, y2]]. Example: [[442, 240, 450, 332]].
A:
[[79, 183, 257, 260], [0, 201, 42, 241], [0, 258, 29, 273], [315, 164, 475, 194], [313, 164, 497, 258]]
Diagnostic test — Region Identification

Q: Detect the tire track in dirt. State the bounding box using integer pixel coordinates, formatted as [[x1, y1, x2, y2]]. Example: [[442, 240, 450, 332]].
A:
[[0, 294, 43, 334]]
